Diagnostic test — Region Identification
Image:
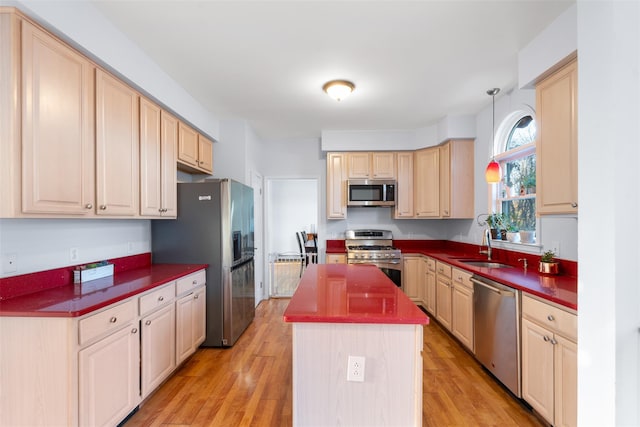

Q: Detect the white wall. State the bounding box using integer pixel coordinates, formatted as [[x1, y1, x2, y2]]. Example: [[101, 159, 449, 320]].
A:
[[266, 179, 318, 255], [0, 219, 150, 277], [518, 3, 577, 89], [578, 1, 640, 425]]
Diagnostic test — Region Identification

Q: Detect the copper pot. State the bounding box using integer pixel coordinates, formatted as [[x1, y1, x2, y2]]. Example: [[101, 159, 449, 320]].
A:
[[539, 261, 560, 275]]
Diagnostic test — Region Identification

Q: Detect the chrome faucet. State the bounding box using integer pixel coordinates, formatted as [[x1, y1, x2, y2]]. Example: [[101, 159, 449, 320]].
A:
[[479, 228, 492, 260]]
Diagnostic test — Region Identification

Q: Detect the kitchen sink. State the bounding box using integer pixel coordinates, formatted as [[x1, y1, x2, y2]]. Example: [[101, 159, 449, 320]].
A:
[[457, 260, 513, 269]]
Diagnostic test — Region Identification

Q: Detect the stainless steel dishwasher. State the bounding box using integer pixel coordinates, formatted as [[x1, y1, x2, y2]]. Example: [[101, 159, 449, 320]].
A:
[[471, 275, 521, 397]]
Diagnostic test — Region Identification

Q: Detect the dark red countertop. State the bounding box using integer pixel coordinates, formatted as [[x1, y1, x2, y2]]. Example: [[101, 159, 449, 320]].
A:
[[283, 264, 429, 325], [325, 239, 578, 310], [0, 260, 207, 318]]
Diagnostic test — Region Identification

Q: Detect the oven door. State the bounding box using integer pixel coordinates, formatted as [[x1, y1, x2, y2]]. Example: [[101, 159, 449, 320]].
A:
[[348, 259, 403, 289]]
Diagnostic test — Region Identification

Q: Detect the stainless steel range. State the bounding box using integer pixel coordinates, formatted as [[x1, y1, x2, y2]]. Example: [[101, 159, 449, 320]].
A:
[[345, 229, 403, 289]]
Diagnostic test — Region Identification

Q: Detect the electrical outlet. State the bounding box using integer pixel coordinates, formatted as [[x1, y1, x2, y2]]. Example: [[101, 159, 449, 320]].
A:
[[70, 247, 79, 262], [551, 241, 560, 257], [347, 356, 365, 382], [2, 253, 17, 274]]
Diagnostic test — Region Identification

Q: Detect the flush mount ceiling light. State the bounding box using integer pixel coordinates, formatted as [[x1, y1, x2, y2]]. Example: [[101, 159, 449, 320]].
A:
[[485, 87, 501, 183], [322, 80, 355, 101]]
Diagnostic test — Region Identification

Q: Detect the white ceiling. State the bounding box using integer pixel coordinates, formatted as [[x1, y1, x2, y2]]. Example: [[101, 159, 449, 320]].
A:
[[91, 0, 574, 140]]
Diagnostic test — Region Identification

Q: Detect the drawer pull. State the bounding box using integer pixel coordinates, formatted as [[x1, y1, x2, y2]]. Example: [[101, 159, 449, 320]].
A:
[[85, 203, 93, 209], [158, 296, 164, 302], [109, 316, 117, 323], [145, 320, 151, 326], [131, 328, 138, 334], [192, 280, 198, 285], [547, 315, 555, 321], [99, 205, 107, 210]]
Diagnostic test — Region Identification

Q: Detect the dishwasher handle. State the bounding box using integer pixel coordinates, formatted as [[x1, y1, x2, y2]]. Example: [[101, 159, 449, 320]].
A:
[[471, 277, 515, 297]]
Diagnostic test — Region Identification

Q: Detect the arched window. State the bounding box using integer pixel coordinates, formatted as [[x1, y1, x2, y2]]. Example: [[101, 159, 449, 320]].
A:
[[492, 109, 537, 242]]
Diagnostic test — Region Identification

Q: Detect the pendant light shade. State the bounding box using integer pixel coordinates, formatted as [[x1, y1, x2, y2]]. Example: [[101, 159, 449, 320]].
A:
[[485, 159, 501, 183], [485, 87, 501, 184]]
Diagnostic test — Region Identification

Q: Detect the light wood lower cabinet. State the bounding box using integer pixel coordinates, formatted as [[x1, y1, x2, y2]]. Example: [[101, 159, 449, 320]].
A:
[[425, 257, 437, 315], [0, 269, 206, 426], [435, 261, 452, 330], [402, 256, 421, 304], [326, 253, 347, 264], [141, 303, 176, 398], [79, 321, 140, 427], [521, 294, 577, 427], [176, 285, 207, 364], [451, 267, 473, 351]]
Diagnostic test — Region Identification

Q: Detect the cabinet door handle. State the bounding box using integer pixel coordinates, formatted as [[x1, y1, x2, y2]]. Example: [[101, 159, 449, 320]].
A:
[[194, 294, 199, 299], [543, 335, 550, 342], [571, 202, 578, 208], [158, 296, 164, 302], [109, 316, 117, 323], [85, 203, 93, 209], [99, 205, 107, 210], [547, 315, 555, 321], [145, 320, 151, 326], [550, 338, 558, 345], [131, 328, 138, 334]]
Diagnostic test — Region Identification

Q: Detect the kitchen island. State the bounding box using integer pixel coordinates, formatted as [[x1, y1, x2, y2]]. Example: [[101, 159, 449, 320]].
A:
[[283, 264, 428, 426]]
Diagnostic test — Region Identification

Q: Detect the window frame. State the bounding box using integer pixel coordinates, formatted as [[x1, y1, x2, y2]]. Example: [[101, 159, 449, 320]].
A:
[[488, 107, 541, 250]]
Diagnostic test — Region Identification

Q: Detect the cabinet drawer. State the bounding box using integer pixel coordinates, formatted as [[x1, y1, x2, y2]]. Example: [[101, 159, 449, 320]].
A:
[[452, 267, 473, 289], [79, 299, 136, 345], [139, 281, 176, 316], [426, 257, 436, 272], [176, 270, 206, 295], [522, 294, 577, 341], [436, 261, 452, 279]]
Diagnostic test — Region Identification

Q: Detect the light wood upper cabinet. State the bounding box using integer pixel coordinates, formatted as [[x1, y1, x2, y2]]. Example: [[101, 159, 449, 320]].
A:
[[198, 135, 214, 173], [327, 152, 347, 219], [414, 147, 440, 218], [394, 152, 414, 218], [20, 19, 95, 215], [177, 123, 213, 174], [95, 69, 139, 216], [439, 139, 474, 218], [347, 152, 396, 179], [536, 57, 578, 215], [140, 99, 177, 218]]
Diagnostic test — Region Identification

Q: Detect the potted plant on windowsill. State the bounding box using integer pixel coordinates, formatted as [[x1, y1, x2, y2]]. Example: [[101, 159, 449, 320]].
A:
[[486, 213, 505, 240], [539, 250, 560, 275], [505, 223, 520, 243]]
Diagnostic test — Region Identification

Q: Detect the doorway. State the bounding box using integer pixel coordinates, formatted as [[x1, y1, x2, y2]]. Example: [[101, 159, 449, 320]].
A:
[[265, 178, 318, 297]]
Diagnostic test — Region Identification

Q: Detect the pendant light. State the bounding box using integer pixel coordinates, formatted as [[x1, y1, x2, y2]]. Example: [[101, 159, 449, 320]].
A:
[[485, 88, 501, 183]]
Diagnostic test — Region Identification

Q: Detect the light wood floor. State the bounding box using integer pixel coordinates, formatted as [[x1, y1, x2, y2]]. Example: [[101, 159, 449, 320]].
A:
[[125, 298, 543, 427]]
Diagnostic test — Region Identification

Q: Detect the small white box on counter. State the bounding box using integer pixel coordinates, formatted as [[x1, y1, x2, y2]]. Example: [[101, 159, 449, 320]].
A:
[[74, 263, 114, 284]]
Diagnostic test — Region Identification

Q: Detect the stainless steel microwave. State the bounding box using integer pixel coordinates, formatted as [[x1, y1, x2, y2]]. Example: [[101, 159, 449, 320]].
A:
[[347, 179, 396, 207]]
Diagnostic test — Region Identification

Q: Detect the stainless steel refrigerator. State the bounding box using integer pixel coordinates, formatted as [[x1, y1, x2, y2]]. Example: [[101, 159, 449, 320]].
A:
[[151, 179, 255, 347]]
